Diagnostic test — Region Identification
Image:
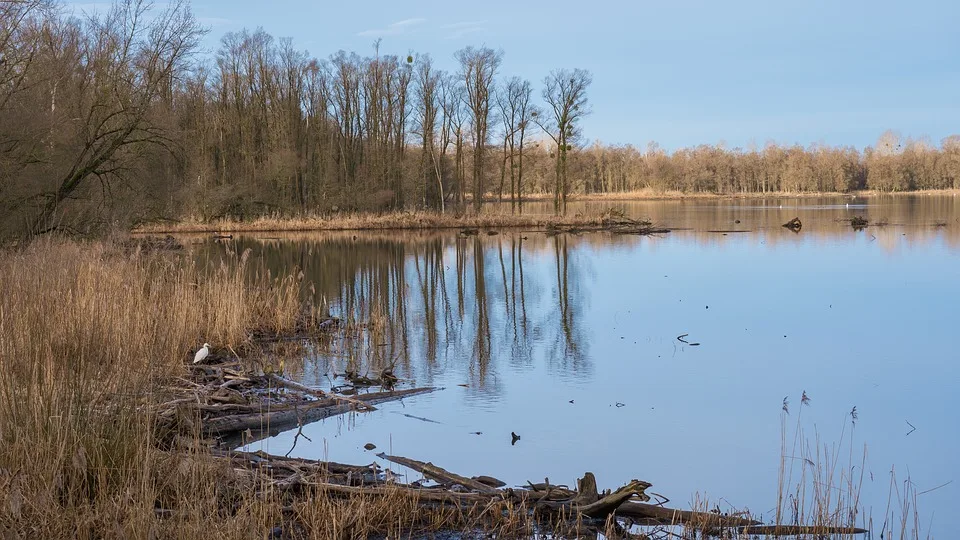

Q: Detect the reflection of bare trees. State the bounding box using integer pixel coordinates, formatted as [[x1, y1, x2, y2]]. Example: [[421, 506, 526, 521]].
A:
[[549, 235, 589, 375], [471, 237, 492, 382], [202, 232, 592, 391], [511, 236, 532, 367]]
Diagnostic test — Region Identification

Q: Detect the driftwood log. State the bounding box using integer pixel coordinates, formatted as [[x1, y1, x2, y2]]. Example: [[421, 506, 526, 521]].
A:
[[377, 453, 499, 494], [616, 501, 759, 528], [735, 525, 870, 535], [202, 386, 435, 438], [266, 373, 375, 411]]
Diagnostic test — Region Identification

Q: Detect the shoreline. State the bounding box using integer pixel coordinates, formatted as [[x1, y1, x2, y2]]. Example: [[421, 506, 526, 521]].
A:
[[522, 188, 960, 202], [133, 211, 662, 235], [133, 189, 959, 235]]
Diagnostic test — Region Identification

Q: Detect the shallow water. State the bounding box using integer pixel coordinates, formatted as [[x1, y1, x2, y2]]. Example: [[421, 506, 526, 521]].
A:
[[196, 195, 960, 536]]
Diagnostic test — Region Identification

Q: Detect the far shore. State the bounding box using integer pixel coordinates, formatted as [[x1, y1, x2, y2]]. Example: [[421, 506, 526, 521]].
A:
[[133, 188, 959, 235], [521, 188, 960, 202]]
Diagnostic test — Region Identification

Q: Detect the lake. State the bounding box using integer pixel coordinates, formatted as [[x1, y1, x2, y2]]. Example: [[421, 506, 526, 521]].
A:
[[195, 194, 959, 536]]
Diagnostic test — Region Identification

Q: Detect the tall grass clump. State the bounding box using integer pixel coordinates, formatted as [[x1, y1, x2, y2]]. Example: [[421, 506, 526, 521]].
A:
[[774, 393, 929, 539], [0, 239, 301, 537]]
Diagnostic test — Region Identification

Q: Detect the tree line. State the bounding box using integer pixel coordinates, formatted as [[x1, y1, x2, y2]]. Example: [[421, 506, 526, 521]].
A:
[[1, 1, 958, 238]]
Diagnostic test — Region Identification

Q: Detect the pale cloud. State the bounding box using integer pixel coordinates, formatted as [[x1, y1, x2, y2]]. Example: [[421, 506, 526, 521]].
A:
[[440, 21, 486, 40], [357, 18, 427, 38]]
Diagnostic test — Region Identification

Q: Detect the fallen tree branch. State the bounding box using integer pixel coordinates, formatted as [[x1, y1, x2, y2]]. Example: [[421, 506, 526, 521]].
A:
[[203, 386, 436, 437], [267, 373, 375, 411], [376, 453, 499, 494]]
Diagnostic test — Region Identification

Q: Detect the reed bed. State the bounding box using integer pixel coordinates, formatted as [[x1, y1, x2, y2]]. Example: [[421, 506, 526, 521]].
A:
[[0, 239, 296, 538]]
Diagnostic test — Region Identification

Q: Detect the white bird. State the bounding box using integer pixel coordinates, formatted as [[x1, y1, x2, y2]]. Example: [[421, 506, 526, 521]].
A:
[[193, 343, 211, 364]]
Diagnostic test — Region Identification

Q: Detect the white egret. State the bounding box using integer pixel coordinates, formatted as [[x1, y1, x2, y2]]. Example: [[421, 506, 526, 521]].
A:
[[193, 343, 210, 364]]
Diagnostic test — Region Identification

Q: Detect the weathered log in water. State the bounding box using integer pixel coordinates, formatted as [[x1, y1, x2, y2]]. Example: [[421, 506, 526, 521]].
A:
[[208, 448, 377, 476], [203, 386, 436, 437], [376, 453, 499, 494], [535, 474, 653, 519], [733, 525, 870, 536], [615, 501, 761, 528], [266, 373, 375, 410]]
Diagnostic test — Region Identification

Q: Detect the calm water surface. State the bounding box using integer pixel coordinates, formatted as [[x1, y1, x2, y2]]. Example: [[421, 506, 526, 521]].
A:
[[197, 195, 960, 536]]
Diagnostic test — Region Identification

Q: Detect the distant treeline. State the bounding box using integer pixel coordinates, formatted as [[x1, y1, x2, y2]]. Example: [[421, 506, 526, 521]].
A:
[[1, 2, 958, 238], [582, 135, 960, 195]]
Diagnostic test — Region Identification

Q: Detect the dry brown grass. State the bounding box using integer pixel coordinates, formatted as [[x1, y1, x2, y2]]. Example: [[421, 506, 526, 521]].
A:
[[0, 239, 296, 538]]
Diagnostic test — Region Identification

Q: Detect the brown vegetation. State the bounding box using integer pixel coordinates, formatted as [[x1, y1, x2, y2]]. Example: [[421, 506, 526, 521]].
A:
[[132, 209, 665, 234], [0, 239, 299, 537]]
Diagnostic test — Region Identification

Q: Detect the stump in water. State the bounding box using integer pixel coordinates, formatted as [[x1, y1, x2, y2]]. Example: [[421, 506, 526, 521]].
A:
[[782, 217, 802, 232], [851, 216, 869, 230]]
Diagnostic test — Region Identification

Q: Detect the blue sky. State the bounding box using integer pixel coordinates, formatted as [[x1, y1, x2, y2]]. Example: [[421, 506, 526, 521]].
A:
[[74, 0, 960, 151]]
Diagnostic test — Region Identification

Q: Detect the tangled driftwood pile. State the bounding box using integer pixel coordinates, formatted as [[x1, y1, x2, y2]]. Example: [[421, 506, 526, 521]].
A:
[[153, 344, 867, 537]]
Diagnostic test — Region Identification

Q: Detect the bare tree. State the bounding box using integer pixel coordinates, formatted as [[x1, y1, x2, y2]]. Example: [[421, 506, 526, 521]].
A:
[[455, 46, 502, 211], [537, 68, 591, 215], [8, 0, 205, 235], [0, 0, 48, 110], [444, 76, 467, 207], [496, 76, 537, 212], [328, 50, 363, 192], [413, 54, 444, 210]]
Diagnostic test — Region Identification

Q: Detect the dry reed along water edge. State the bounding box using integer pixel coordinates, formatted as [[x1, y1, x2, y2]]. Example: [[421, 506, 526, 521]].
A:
[[0, 238, 928, 538]]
